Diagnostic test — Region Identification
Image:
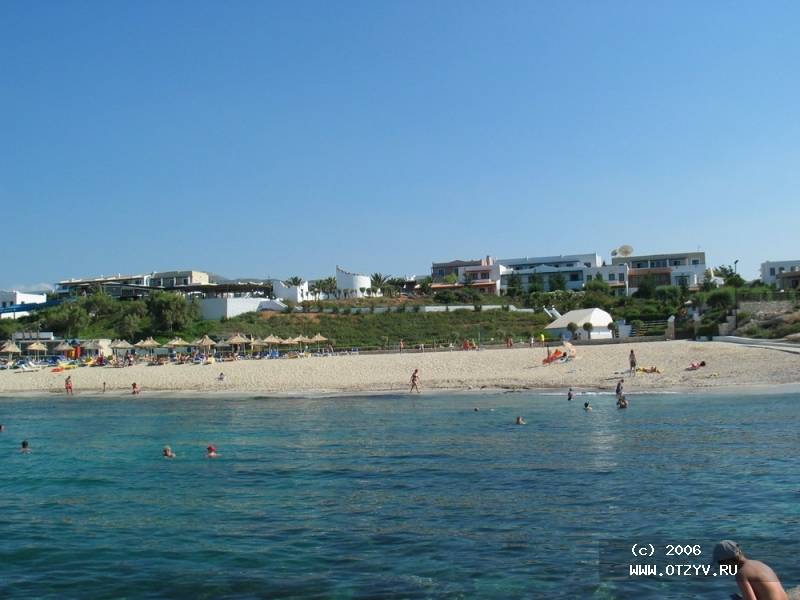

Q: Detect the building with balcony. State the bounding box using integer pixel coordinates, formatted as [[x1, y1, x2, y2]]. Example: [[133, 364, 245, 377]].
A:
[[611, 252, 707, 292], [498, 253, 603, 293], [761, 260, 800, 286], [150, 270, 210, 288]]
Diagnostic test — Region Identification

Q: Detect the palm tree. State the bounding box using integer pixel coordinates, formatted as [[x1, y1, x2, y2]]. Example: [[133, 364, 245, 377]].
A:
[[284, 276, 304, 287], [582, 322, 594, 340], [370, 273, 389, 295]]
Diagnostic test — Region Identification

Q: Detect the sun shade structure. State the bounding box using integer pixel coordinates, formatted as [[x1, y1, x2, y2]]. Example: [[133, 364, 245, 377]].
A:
[[310, 333, 327, 342], [81, 341, 102, 351], [226, 333, 249, 345], [54, 341, 74, 353], [26, 342, 47, 352], [544, 308, 615, 340], [262, 335, 282, 344], [136, 337, 161, 349], [111, 339, 135, 350], [1, 341, 22, 360], [165, 337, 190, 348]]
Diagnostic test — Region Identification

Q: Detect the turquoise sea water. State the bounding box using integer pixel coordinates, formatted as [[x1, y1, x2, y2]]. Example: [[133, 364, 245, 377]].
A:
[[1, 391, 798, 599]]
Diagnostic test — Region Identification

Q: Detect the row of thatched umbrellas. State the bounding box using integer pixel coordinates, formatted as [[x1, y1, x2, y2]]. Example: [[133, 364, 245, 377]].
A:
[[1, 333, 330, 361]]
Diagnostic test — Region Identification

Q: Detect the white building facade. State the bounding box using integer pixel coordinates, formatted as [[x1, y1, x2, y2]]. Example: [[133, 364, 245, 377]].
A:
[[335, 266, 379, 299], [611, 252, 707, 293], [761, 260, 800, 286], [497, 254, 603, 293], [0, 291, 48, 319]]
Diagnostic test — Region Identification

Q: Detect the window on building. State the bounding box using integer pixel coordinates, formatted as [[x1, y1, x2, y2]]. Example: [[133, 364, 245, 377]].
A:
[[769, 268, 775, 276], [569, 273, 581, 281], [671, 260, 682, 266], [618, 273, 625, 281], [652, 260, 667, 268], [692, 259, 700, 265], [779, 267, 785, 273], [584, 262, 591, 268], [608, 273, 616, 281]]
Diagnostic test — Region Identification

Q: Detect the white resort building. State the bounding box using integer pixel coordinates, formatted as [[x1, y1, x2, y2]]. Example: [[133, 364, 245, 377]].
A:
[[335, 266, 379, 299], [0, 290, 48, 319]]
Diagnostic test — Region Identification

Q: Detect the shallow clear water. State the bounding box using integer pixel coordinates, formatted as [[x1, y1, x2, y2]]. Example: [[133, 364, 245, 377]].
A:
[[1, 391, 798, 599]]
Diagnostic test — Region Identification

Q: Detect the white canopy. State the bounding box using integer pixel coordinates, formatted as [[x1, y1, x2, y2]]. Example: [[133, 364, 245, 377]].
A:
[[544, 308, 614, 331]]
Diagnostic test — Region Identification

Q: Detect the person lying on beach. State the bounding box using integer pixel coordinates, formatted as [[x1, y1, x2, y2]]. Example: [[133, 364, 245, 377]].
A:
[[163, 446, 176, 459], [583, 402, 592, 411], [207, 445, 218, 458], [687, 361, 707, 370], [515, 416, 526, 425], [217, 372, 225, 381], [712, 540, 789, 600], [636, 366, 661, 374]]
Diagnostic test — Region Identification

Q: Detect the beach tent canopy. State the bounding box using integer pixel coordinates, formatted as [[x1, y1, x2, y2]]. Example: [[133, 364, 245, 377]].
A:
[[54, 341, 74, 352], [280, 337, 298, 345], [139, 337, 161, 349], [310, 333, 327, 342], [165, 337, 190, 348], [263, 335, 282, 344], [296, 335, 313, 344], [81, 341, 102, 351], [544, 308, 614, 331], [26, 342, 48, 352]]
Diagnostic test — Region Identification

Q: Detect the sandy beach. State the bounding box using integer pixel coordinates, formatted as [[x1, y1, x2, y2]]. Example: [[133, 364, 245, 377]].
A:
[[1, 340, 798, 397]]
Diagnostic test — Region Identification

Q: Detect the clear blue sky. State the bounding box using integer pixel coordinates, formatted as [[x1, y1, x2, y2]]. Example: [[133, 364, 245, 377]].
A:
[[3, 1, 799, 290]]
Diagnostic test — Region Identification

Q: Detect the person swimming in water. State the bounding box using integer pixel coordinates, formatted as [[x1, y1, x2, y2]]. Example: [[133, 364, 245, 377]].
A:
[[515, 416, 527, 425], [617, 395, 628, 409], [21, 439, 30, 453], [583, 401, 592, 411], [207, 445, 218, 458], [163, 446, 176, 458]]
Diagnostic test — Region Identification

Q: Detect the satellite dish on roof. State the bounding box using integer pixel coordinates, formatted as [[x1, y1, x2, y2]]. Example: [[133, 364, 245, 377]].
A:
[[617, 245, 634, 257]]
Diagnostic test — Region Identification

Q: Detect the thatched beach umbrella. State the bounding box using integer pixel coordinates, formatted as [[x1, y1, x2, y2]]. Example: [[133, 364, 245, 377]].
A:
[[1, 341, 21, 363], [226, 333, 249, 356], [111, 339, 134, 361], [26, 341, 47, 360], [193, 335, 216, 358], [310, 332, 328, 351], [166, 337, 190, 348], [54, 341, 73, 355]]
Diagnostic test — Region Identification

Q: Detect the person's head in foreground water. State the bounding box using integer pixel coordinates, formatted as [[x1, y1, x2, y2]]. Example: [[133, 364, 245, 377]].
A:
[[207, 445, 218, 457], [515, 416, 526, 425], [163, 446, 176, 458], [584, 401, 591, 411], [21, 440, 29, 452], [712, 540, 789, 600]]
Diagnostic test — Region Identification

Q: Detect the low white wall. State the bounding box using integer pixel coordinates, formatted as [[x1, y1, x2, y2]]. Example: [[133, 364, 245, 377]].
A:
[[201, 297, 264, 320]]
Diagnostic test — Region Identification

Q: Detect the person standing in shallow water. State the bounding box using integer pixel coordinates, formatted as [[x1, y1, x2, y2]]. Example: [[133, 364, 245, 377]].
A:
[[64, 376, 73, 396], [567, 387, 574, 401], [410, 369, 421, 394]]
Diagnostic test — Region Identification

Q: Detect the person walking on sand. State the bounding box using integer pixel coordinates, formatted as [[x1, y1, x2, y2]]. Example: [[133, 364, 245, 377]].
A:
[[410, 369, 421, 394], [64, 376, 73, 396], [712, 540, 789, 600], [629, 350, 637, 376]]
